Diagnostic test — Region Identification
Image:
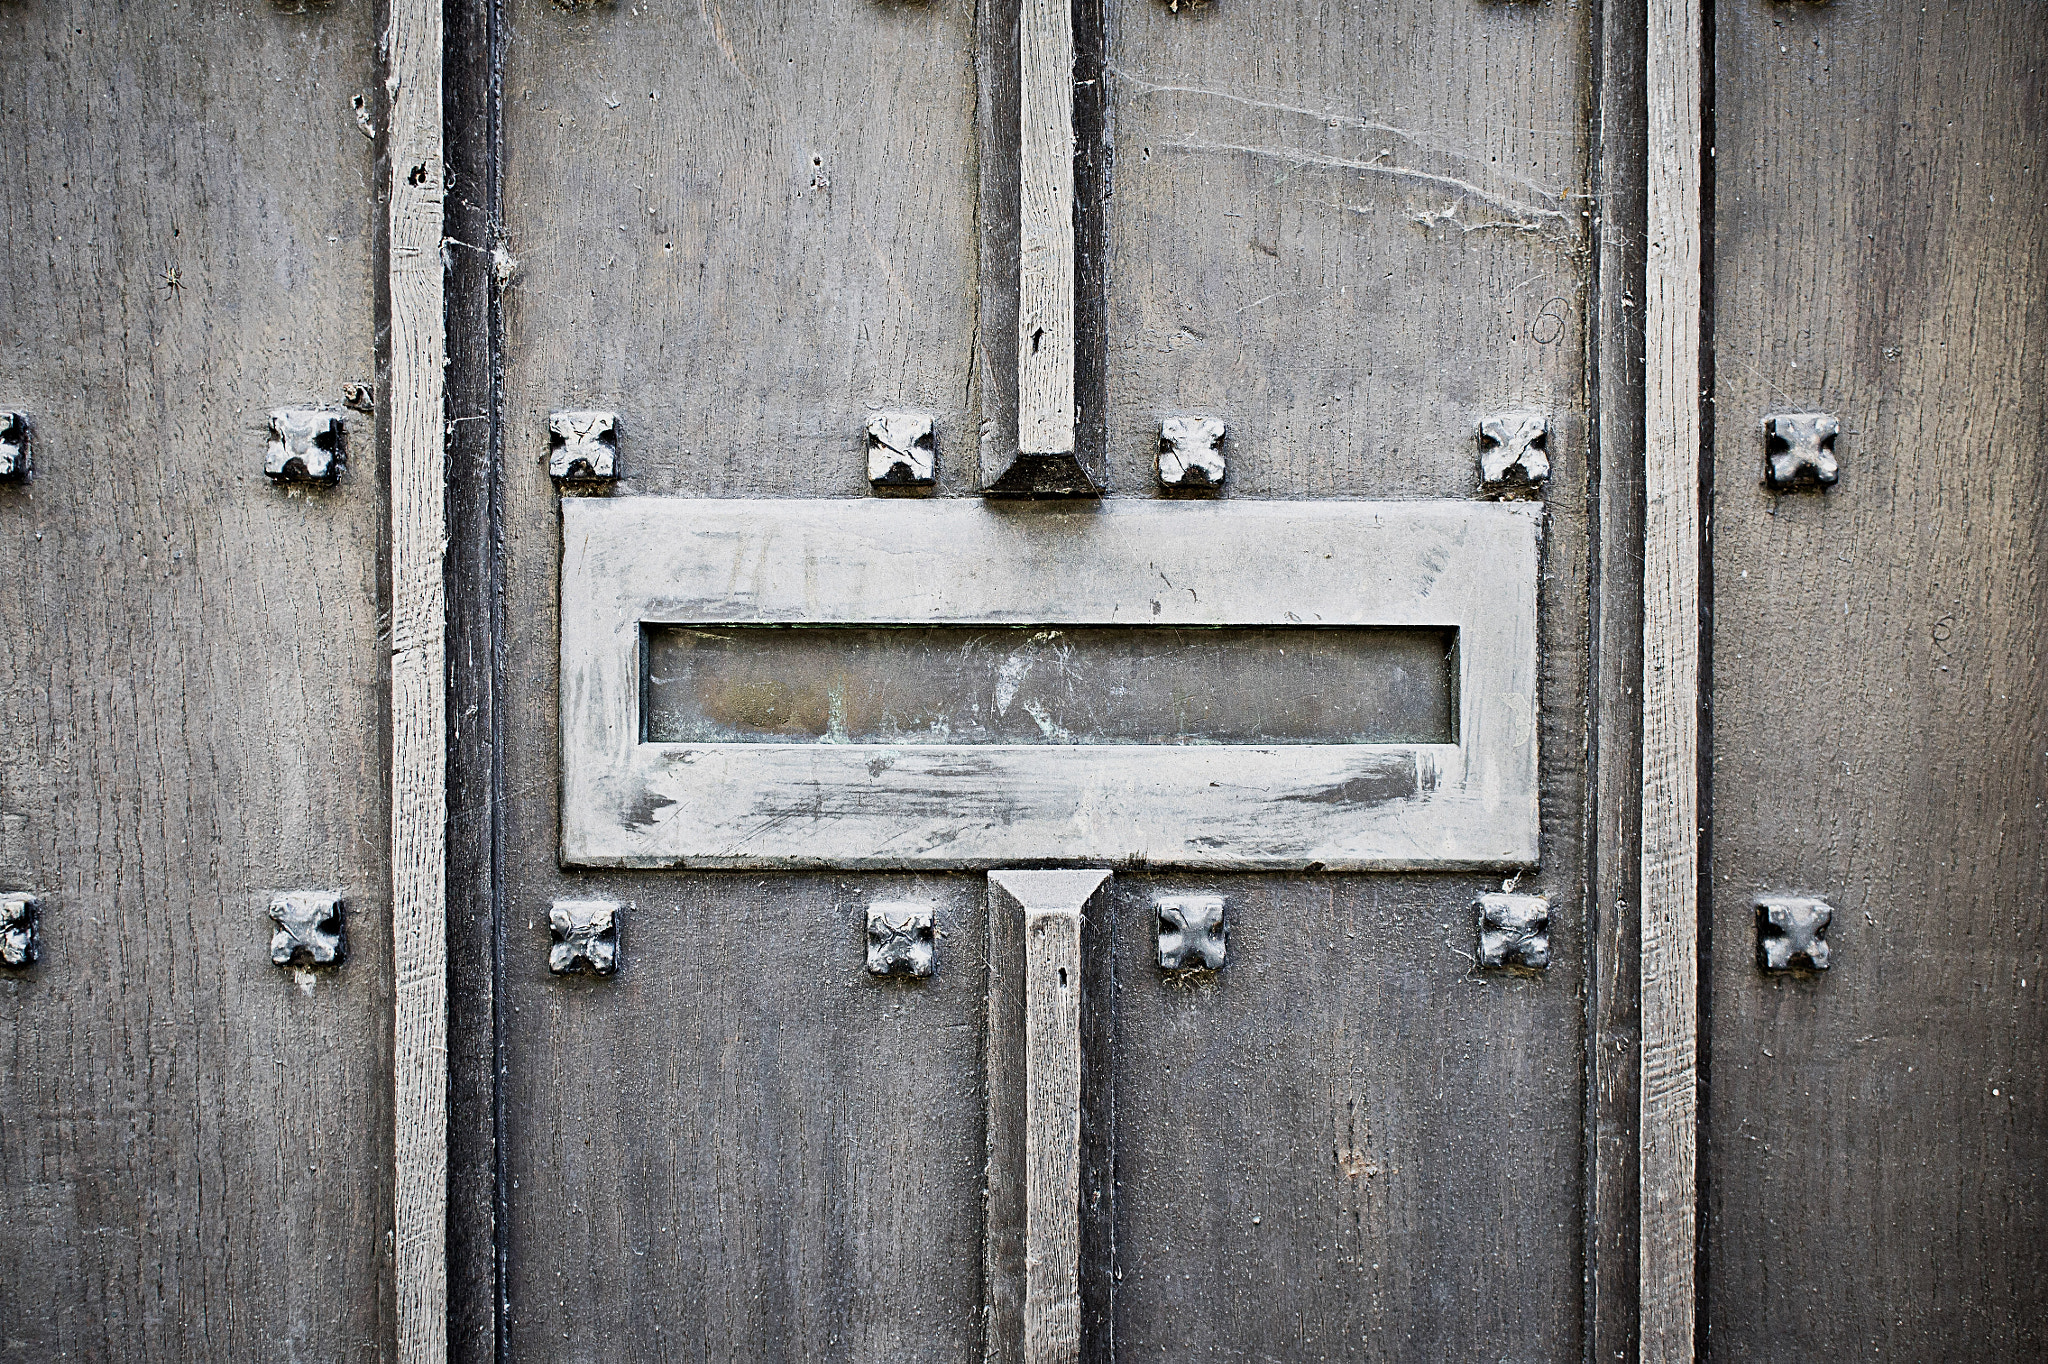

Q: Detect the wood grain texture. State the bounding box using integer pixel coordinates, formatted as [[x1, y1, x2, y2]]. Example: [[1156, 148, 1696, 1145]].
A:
[[1703, 0, 2048, 1357], [1095, 6, 1603, 1353], [1023, 894, 1086, 1364], [485, 2, 1610, 1359], [498, 0, 978, 504], [1640, 0, 1703, 1350], [1100, 0, 1591, 498], [0, 2, 395, 1357], [987, 870, 1110, 1364], [1018, 0, 1077, 457], [491, 7, 989, 1355], [1588, 0, 1650, 1351], [443, 0, 506, 1352], [385, 0, 450, 1356]]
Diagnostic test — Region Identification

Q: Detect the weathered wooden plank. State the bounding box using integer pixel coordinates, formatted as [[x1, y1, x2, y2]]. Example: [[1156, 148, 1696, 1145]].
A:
[[492, 4, 989, 1356], [1588, 0, 1650, 1350], [1017, 0, 1077, 459], [0, 3, 393, 1357], [1096, 3, 1601, 1357], [385, 0, 449, 1355], [443, 0, 504, 1352], [1639, 0, 1704, 1350], [987, 870, 1109, 1364], [1023, 900, 1083, 1363], [1703, 0, 2048, 1356]]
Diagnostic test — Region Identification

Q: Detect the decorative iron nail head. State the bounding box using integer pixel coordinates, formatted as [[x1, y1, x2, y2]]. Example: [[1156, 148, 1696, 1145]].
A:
[[265, 409, 345, 483], [866, 901, 936, 977], [1157, 416, 1226, 489], [1157, 895, 1227, 971], [1477, 410, 1551, 491], [1756, 896, 1832, 973], [548, 410, 620, 484], [0, 893, 39, 968], [0, 412, 29, 479], [867, 412, 936, 489], [269, 891, 345, 968], [549, 899, 621, 976], [1761, 413, 1840, 489], [1476, 892, 1551, 970]]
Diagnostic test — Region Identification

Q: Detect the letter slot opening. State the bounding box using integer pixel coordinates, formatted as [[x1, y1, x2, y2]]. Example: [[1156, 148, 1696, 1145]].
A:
[[639, 624, 1458, 748]]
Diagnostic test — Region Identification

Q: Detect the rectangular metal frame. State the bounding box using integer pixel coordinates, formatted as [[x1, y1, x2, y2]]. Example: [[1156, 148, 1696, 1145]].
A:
[[558, 498, 1540, 870]]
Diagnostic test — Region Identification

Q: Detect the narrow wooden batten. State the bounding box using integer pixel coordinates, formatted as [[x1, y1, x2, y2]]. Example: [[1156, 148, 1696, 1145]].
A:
[[1017, 0, 1077, 457], [986, 870, 1110, 1364], [385, 0, 450, 1356], [1641, 0, 1704, 1352]]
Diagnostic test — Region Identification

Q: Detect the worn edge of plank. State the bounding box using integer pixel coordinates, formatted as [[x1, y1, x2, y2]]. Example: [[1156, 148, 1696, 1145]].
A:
[[1640, 0, 1703, 1352], [385, 0, 450, 1356], [1588, 0, 1651, 1353], [443, 0, 503, 1355]]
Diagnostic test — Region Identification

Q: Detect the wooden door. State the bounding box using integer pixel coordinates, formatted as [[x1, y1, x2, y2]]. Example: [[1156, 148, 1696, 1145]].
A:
[[460, 1, 1634, 1359]]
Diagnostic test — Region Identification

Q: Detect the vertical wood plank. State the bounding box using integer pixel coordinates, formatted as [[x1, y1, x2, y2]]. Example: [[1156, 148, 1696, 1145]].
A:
[[1589, 0, 1649, 1353], [442, 0, 503, 1352], [1024, 904, 1083, 1364], [988, 870, 1109, 1364], [1641, 0, 1703, 1350], [385, 0, 448, 1356], [1017, 0, 1076, 456]]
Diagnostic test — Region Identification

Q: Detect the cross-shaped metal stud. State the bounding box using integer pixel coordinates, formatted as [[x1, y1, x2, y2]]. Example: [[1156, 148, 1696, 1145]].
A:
[[549, 899, 620, 976], [866, 413, 936, 490], [1158, 417, 1226, 489], [1157, 895, 1226, 971], [1477, 410, 1551, 492], [1756, 896, 1832, 972], [266, 410, 345, 483], [866, 902, 936, 977], [269, 891, 345, 968], [1476, 892, 1550, 970], [0, 412, 29, 479], [549, 410, 620, 484], [0, 893, 38, 968], [1761, 412, 1840, 490]]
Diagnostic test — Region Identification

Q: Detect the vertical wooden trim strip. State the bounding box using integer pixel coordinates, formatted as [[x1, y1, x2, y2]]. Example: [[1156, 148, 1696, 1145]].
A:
[[1641, 0, 1704, 1350], [987, 869, 1108, 1364], [386, 0, 449, 1357], [1017, 0, 1076, 455], [1023, 903, 1083, 1364]]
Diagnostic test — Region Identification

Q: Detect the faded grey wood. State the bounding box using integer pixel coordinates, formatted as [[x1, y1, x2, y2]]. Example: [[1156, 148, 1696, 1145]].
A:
[[555, 498, 1541, 871], [1019, 875, 1098, 1364], [986, 870, 1110, 1364], [1018, 0, 1077, 459], [1094, 3, 1602, 1356], [386, 0, 450, 1355], [1640, 0, 1704, 1349], [491, 2, 990, 1357], [484, 0, 1618, 1359], [1586, 0, 1651, 1350], [442, 0, 506, 1352], [1703, 0, 2048, 1357], [0, 2, 394, 1358]]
